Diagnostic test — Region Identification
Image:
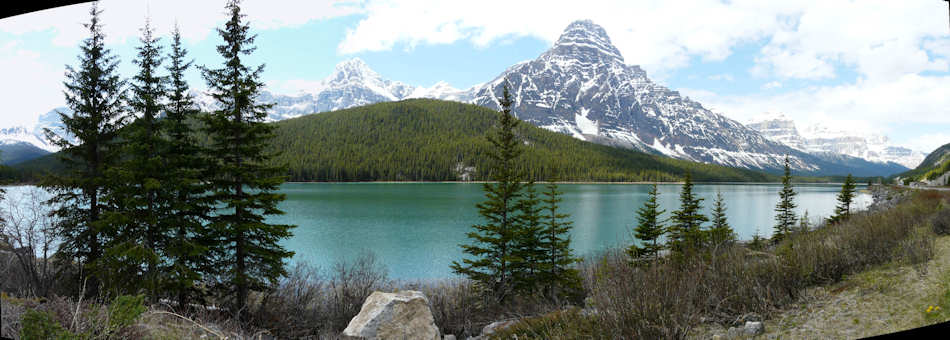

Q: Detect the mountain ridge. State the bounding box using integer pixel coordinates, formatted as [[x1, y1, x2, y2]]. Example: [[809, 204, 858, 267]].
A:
[[3, 20, 922, 177]]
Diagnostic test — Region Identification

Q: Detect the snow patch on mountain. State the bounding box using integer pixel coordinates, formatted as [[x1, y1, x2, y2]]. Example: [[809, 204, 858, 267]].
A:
[[747, 114, 927, 169]]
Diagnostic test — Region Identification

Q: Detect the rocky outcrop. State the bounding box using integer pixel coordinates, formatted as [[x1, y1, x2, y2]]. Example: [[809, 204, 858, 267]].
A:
[[342, 290, 440, 340]]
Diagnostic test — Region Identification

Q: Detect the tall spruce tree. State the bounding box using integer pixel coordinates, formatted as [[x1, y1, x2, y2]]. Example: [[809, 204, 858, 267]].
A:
[[538, 182, 581, 302], [201, 0, 295, 314], [164, 24, 212, 307], [512, 183, 544, 295], [42, 2, 127, 288], [98, 17, 169, 297], [451, 82, 527, 304], [774, 155, 797, 243], [668, 172, 708, 256], [707, 191, 736, 248], [627, 183, 666, 263], [829, 174, 857, 225]]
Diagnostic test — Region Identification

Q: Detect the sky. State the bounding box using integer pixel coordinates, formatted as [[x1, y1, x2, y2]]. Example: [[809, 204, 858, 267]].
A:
[[1, 0, 949, 152]]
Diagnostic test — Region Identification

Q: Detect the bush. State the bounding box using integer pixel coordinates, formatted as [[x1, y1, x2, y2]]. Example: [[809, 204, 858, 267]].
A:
[[19, 309, 72, 340], [932, 208, 950, 235]]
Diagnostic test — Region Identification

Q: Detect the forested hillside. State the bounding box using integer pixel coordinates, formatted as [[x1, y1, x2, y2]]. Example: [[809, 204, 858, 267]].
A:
[[268, 99, 772, 182], [897, 143, 950, 183], [11, 99, 774, 182]]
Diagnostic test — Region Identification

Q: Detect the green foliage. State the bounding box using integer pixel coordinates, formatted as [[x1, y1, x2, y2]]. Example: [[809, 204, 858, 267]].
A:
[[512, 183, 544, 295], [200, 0, 295, 313], [162, 24, 213, 307], [107, 294, 147, 334], [668, 173, 708, 256], [774, 155, 797, 242], [41, 2, 127, 288], [267, 98, 774, 183], [451, 84, 527, 304], [627, 183, 666, 263], [748, 227, 766, 251], [896, 142, 950, 182], [537, 183, 583, 302], [924, 158, 950, 182], [20, 309, 74, 340], [488, 309, 600, 339], [707, 191, 736, 248], [829, 174, 857, 225], [100, 17, 168, 297]]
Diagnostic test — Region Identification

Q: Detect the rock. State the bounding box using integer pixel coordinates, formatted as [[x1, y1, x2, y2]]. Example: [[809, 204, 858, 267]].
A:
[[481, 319, 519, 336], [443, 335, 456, 340], [726, 327, 743, 338], [342, 290, 440, 340], [744, 321, 764, 336]]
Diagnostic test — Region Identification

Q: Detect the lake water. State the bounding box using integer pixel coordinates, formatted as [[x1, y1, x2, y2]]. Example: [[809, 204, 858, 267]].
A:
[[269, 183, 871, 279], [2, 183, 871, 280]]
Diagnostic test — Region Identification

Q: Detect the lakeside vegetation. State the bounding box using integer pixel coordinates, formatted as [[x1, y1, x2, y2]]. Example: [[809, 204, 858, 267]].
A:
[[1, 1, 948, 340]]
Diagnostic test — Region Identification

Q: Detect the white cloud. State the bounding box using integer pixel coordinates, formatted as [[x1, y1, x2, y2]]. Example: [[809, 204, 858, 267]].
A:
[[708, 74, 734, 81], [754, 0, 949, 81], [0, 43, 64, 127], [905, 133, 950, 154], [338, 0, 793, 73], [762, 81, 782, 89], [681, 73, 950, 150], [0, 0, 362, 46], [339, 0, 949, 83]]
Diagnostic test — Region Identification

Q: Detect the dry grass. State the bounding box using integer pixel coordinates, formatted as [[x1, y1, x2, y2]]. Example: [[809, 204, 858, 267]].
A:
[[500, 189, 950, 339]]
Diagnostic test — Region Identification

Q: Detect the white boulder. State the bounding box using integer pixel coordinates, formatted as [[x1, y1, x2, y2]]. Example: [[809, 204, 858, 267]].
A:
[[343, 290, 440, 340]]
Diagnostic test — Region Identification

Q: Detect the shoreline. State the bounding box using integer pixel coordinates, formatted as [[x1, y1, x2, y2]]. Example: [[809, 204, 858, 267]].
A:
[[282, 180, 860, 185]]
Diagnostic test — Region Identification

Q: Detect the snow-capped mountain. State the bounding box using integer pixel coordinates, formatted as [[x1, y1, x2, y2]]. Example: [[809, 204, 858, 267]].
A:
[[461, 20, 822, 172], [0, 108, 68, 153], [747, 114, 927, 169], [193, 58, 419, 121], [7, 20, 911, 176]]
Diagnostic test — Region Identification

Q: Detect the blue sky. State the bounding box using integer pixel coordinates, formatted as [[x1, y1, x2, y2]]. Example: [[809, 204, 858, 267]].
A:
[[1, 0, 949, 152]]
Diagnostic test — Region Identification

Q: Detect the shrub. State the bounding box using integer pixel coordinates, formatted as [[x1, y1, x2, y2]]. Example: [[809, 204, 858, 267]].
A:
[[19, 309, 72, 340], [932, 208, 950, 235]]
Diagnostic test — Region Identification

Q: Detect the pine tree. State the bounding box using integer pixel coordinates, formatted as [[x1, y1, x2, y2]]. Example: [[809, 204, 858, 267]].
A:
[[451, 82, 527, 304], [627, 183, 666, 263], [98, 17, 169, 297], [201, 0, 295, 314], [797, 210, 811, 233], [829, 174, 857, 225], [774, 155, 797, 243], [164, 24, 213, 307], [669, 172, 708, 256], [707, 191, 736, 248], [42, 2, 127, 288], [512, 182, 544, 295], [537, 182, 582, 302]]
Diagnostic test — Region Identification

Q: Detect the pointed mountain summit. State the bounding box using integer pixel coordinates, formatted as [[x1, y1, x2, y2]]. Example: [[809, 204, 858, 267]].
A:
[[192, 57, 418, 121], [547, 20, 624, 63], [466, 20, 848, 173]]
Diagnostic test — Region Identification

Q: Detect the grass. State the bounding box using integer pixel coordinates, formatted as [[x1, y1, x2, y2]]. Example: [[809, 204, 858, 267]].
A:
[[497, 189, 950, 339], [2, 188, 948, 339]]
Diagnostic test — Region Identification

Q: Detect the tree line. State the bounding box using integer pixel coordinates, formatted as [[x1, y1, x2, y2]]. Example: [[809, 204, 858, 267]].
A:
[[37, 0, 293, 315], [626, 155, 860, 263]]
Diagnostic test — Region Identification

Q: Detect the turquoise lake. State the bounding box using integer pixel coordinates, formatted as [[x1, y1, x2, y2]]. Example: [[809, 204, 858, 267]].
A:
[[2, 183, 871, 280], [268, 183, 871, 280]]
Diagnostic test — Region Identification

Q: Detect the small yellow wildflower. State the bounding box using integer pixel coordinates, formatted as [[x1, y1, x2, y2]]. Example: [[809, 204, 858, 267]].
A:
[[927, 306, 934, 313]]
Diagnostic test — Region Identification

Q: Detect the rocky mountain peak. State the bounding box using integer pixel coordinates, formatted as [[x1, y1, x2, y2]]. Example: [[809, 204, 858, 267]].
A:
[[328, 57, 381, 83], [548, 20, 624, 63]]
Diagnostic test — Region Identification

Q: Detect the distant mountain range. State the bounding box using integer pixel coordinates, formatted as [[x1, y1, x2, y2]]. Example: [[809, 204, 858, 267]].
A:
[[1, 20, 927, 177], [746, 113, 926, 169]]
